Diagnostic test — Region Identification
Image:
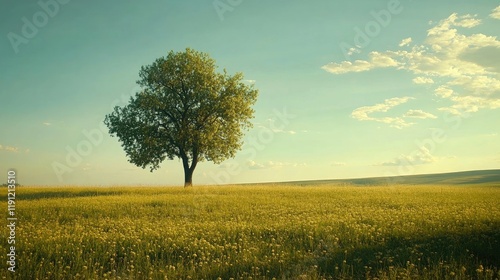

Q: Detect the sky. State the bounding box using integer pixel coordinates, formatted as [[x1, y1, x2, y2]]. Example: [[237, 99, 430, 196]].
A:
[[1, 0, 500, 186]]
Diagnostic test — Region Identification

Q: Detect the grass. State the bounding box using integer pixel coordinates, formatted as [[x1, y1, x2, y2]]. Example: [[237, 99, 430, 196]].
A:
[[1, 184, 499, 279]]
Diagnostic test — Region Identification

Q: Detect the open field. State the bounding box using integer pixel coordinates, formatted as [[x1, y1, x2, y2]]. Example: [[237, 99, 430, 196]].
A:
[[1, 184, 499, 279]]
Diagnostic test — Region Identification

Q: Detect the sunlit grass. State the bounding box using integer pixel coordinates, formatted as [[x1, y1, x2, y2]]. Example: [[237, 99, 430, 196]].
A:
[[1, 185, 499, 279]]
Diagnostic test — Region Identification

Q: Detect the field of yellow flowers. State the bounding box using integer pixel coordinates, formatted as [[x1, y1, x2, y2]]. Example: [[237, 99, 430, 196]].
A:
[[1, 185, 499, 279]]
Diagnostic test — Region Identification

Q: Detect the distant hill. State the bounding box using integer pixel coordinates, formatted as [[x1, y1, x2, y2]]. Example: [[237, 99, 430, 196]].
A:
[[271, 169, 500, 186]]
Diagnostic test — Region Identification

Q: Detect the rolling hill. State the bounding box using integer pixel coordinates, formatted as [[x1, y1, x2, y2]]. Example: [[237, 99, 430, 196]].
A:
[[271, 169, 500, 186]]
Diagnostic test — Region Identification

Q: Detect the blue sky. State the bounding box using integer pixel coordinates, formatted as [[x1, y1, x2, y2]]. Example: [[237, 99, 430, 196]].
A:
[[1, 0, 499, 186]]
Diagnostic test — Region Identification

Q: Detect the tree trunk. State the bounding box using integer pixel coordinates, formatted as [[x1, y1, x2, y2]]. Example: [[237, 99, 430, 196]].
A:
[[184, 166, 193, 188], [180, 148, 198, 188], [181, 155, 197, 188]]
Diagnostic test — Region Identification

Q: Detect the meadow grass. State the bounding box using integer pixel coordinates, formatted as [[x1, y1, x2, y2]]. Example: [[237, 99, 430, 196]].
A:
[[0, 184, 499, 279]]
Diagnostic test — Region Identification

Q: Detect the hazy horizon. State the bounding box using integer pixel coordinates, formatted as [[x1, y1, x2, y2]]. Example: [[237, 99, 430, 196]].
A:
[[2, 1, 500, 186]]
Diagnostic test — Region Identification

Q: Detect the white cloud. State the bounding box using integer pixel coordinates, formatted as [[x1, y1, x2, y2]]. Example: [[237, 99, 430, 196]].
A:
[[0, 145, 19, 153], [322, 52, 398, 74], [352, 98, 439, 127], [490, 5, 500, 19], [43, 122, 52, 126], [4, 147, 17, 153], [399, 37, 412, 47], [352, 97, 413, 120], [331, 162, 347, 166], [347, 47, 361, 56], [449, 75, 500, 97], [244, 79, 256, 84], [447, 94, 500, 113], [454, 14, 481, 28], [323, 10, 500, 114], [403, 109, 437, 119], [322, 60, 373, 74], [379, 147, 436, 166], [351, 97, 415, 129], [437, 107, 466, 116], [247, 160, 306, 170], [413, 77, 434, 84], [272, 129, 296, 135], [435, 86, 454, 98], [247, 160, 266, 169]]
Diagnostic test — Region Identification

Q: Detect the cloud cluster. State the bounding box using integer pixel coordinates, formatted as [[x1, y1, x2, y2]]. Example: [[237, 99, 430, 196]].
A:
[[399, 37, 412, 47], [379, 147, 436, 166], [351, 97, 436, 129], [324, 5, 500, 116], [322, 51, 398, 74], [412, 77, 434, 84], [490, 6, 500, 19]]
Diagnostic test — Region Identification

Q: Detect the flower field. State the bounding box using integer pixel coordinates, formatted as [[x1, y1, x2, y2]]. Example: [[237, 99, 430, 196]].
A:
[[1, 185, 499, 279]]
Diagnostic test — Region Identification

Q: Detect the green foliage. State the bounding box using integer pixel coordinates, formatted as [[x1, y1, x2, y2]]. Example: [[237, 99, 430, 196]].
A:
[[104, 48, 258, 185], [1, 185, 499, 279]]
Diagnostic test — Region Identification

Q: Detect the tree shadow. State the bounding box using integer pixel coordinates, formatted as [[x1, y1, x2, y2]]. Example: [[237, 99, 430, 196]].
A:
[[311, 225, 500, 279], [153, 224, 500, 279]]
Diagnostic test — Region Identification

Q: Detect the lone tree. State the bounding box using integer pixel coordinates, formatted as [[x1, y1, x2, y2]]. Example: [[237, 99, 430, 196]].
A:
[[104, 48, 258, 187]]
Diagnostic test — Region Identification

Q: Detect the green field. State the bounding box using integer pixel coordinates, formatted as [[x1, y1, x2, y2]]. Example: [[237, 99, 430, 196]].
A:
[[1, 184, 499, 279]]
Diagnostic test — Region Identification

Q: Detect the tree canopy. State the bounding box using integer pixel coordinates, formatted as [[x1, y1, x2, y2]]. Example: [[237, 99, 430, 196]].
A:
[[104, 48, 258, 187]]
